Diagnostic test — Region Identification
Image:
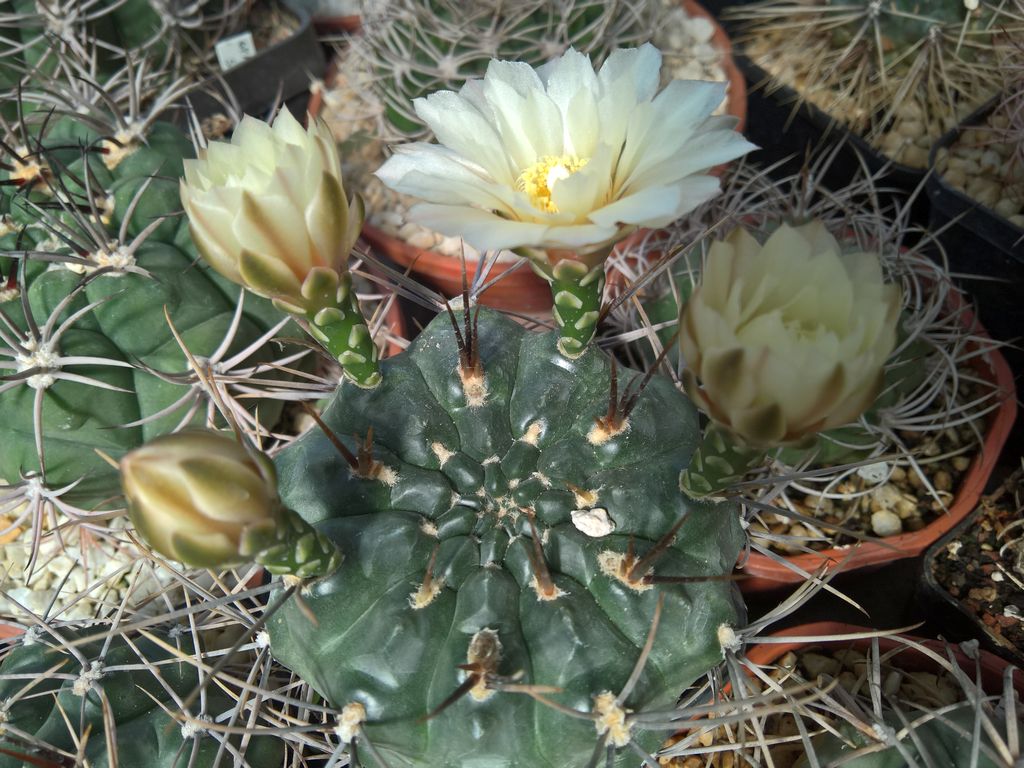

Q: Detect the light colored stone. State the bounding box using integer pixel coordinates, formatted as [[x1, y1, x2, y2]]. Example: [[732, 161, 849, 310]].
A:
[[995, 198, 1021, 219], [871, 509, 903, 537], [870, 483, 902, 513], [406, 230, 439, 250], [570, 508, 616, 538]]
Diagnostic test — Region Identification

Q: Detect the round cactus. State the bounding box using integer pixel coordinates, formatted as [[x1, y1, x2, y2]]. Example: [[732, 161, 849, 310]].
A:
[[268, 307, 744, 767], [354, 0, 660, 137], [0, 630, 284, 767], [730, 0, 1024, 166]]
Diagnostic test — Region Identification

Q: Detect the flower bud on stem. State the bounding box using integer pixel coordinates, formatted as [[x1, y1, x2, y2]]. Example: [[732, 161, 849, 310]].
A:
[[288, 269, 381, 388], [121, 430, 342, 578], [533, 257, 605, 359], [244, 507, 342, 579]]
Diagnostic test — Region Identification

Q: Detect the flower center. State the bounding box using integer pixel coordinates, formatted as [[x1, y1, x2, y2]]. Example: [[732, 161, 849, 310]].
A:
[[517, 155, 589, 213]]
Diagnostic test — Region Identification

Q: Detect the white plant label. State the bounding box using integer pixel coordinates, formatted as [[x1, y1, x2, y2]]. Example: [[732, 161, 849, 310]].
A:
[[856, 461, 890, 485], [215, 32, 257, 71]]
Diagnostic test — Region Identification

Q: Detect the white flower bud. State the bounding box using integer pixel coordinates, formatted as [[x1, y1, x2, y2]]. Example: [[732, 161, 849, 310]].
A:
[[179, 108, 363, 314], [680, 222, 900, 447]]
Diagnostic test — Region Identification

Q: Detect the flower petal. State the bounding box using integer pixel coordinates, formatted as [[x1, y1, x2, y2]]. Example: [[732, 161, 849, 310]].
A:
[[588, 176, 720, 228], [413, 90, 516, 184], [407, 203, 550, 251]]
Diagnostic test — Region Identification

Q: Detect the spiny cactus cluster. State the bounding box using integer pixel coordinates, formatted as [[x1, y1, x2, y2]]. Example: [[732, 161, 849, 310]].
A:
[[604, 152, 1007, 560], [352, 0, 661, 138], [661, 629, 1022, 766], [0, 1, 322, 618], [0, 584, 291, 767], [0, 0, 248, 81], [729, 0, 1024, 166], [0, 112, 302, 514]]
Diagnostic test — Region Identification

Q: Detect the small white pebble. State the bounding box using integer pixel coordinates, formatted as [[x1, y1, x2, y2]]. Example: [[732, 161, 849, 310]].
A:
[[570, 508, 616, 538], [871, 510, 903, 537]]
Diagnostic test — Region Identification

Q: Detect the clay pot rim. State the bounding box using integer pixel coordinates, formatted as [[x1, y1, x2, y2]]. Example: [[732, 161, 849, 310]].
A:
[[742, 621, 1023, 697], [738, 291, 1017, 591]]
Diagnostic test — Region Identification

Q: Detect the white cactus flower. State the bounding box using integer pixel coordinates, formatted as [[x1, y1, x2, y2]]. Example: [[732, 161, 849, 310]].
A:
[[680, 221, 901, 447], [376, 44, 755, 262]]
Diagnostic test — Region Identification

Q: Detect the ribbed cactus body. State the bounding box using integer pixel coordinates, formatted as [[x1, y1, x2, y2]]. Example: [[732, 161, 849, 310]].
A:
[[269, 308, 743, 767], [0, 633, 284, 767], [0, 120, 295, 509], [360, 0, 659, 136], [826, 0, 991, 57]]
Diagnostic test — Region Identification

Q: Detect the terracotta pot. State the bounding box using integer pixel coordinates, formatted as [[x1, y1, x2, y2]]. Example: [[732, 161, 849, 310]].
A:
[[681, 0, 747, 133], [738, 300, 1017, 591], [360, 225, 555, 314], [312, 14, 360, 34], [332, 0, 747, 314], [372, 283, 408, 358], [744, 622, 1024, 698]]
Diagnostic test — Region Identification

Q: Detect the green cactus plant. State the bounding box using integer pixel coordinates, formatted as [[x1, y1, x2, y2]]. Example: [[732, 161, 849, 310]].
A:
[[0, 0, 249, 86], [0, 627, 285, 767], [352, 0, 660, 138], [0, 116, 305, 516], [661, 629, 1022, 767], [267, 306, 745, 767], [728, 0, 1024, 167]]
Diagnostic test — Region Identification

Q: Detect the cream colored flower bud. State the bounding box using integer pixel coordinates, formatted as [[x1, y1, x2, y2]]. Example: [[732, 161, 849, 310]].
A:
[[120, 430, 281, 568], [680, 221, 900, 447], [179, 108, 363, 314]]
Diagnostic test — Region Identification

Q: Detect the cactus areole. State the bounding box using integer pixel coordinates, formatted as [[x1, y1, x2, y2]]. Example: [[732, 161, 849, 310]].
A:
[[269, 308, 743, 767]]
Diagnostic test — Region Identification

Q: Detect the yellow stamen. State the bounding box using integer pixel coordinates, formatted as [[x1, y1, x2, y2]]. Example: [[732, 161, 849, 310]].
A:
[[516, 155, 589, 213]]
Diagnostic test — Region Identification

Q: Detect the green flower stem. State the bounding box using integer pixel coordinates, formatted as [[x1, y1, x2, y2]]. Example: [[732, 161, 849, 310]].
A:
[[680, 423, 766, 499], [535, 258, 605, 358], [242, 506, 342, 579], [303, 272, 382, 388]]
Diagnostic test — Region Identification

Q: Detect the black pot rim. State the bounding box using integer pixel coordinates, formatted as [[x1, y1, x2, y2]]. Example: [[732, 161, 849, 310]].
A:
[[733, 51, 926, 184], [184, 0, 326, 120], [926, 94, 1024, 257], [921, 499, 1024, 667]]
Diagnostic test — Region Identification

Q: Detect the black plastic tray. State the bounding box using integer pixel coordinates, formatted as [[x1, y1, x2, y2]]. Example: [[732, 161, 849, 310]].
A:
[[185, 0, 326, 120], [926, 97, 1024, 391], [734, 53, 931, 224], [919, 503, 1024, 668]]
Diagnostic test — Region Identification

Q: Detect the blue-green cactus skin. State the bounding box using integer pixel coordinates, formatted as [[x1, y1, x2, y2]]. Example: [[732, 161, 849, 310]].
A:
[[269, 308, 744, 768], [0, 633, 284, 768], [0, 121, 296, 508]]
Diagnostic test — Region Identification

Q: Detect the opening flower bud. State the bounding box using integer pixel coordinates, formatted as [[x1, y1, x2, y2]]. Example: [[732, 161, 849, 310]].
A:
[[679, 221, 901, 447], [179, 107, 363, 314], [120, 430, 282, 568]]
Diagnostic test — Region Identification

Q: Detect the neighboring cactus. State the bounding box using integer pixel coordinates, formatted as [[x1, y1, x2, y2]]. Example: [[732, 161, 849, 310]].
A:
[[266, 307, 745, 767], [353, 0, 661, 138], [661, 630, 1022, 767], [0, 0, 249, 82], [729, 0, 1024, 166], [788, 637, 1021, 768], [0, 626, 285, 767], [0, 115, 303, 517]]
